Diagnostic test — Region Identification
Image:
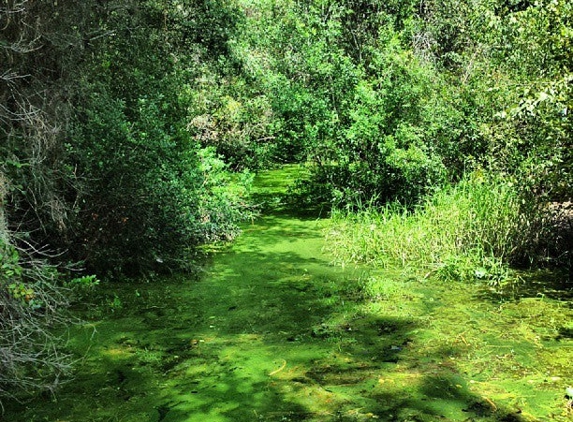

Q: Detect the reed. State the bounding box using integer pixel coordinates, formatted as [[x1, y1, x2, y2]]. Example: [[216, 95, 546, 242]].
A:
[[326, 174, 541, 285]]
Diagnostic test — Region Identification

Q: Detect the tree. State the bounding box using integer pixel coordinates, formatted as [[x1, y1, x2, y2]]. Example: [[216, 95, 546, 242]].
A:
[[0, 0, 252, 400]]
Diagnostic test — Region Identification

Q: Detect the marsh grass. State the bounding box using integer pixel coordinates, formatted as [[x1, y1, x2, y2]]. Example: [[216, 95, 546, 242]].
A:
[[326, 174, 543, 286], [5, 166, 573, 421]]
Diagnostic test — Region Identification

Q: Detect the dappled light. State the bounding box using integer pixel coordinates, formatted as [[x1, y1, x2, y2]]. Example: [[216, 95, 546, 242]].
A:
[[1, 0, 572, 419], [4, 168, 572, 421]]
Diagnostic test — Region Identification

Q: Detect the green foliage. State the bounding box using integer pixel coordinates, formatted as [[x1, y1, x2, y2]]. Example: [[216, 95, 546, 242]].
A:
[[0, 0, 572, 411], [0, 243, 22, 284], [187, 76, 276, 170], [498, 0, 572, 79], [65, 274, 99, 289], [326, 42, 448, 206], [0, 0, 253, 398], [250, 0, 571, 210], [326, 175, 549, 286], [504, 75, 572, 201], [0, 240, 72, 400], [195, 148, 256, 243], [237, 1, 457, 206], [412, 0, 573, 201], [0, 242, 33, 305], [287, 42, 450, 206], [1, 0, 572, 403], [55, 0, 253, 275], [234, 0, 360, 164], [69, 85, 253, 274]]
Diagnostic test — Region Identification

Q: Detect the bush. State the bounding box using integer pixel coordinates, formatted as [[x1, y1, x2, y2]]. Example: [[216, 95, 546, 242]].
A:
[[0, 239, 71, 401], [69, 89, 254, 274], [56, 0, 253, 276], [326, 174, 549, 285]]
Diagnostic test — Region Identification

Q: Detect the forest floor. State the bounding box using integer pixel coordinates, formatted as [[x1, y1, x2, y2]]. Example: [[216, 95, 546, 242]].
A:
[[4, 166, 573, 421]]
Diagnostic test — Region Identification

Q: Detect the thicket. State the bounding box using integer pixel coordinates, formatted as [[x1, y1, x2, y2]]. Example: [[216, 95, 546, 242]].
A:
[[0, 0, 571, 405], [235, 0, 571, 207], [0, 0, 251, 401], [66, 0, 253, 274], [229, 0, 571, 270]]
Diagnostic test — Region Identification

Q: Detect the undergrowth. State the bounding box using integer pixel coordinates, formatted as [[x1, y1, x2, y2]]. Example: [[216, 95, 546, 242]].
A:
[[326, 174, 547, 286]]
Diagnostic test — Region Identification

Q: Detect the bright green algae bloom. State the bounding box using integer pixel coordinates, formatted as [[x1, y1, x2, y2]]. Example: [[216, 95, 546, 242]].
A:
[[4, 166, 573, 421]]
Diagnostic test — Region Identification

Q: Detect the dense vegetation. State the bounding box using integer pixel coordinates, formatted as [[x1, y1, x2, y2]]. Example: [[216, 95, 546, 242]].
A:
[[0, 0, 251, 400], [0, 0, 571, 404]]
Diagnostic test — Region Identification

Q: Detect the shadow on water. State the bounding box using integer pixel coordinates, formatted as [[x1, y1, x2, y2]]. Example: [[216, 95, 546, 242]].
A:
[[2, 165, 553, 421], [477, 268, 573, 347], [476, 268, 573, 303], [514, 269, 573, 302]]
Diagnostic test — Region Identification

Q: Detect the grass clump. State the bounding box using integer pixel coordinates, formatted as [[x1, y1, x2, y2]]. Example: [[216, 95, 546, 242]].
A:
[[326, 174, 543, 286]]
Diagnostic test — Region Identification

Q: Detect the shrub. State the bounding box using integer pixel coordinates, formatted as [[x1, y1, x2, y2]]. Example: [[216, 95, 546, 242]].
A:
[[326, 174, 548, 285], [0, 239, 71, 401]]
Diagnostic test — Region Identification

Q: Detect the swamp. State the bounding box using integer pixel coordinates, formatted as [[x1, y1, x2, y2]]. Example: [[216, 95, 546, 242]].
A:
[[1, 1, 572, 421], [4, 167, 573, 421]]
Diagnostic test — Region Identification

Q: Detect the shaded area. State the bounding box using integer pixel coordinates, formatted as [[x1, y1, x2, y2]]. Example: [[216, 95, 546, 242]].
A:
[[250, 164, 328, 219], [3, 166, 572, 421]]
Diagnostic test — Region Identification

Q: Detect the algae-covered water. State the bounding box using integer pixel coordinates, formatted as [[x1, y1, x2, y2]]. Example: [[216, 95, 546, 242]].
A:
[[4, 166, 573, 421]]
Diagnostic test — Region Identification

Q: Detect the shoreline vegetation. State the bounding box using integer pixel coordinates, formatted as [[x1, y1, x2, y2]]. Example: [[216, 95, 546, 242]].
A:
[[2, 166, 573, 421], [1, 0, 571, 417], [326, 173, 572, 287]]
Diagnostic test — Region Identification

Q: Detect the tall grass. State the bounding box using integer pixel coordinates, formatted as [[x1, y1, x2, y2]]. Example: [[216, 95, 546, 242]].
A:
[[326, 174, 543, 285]]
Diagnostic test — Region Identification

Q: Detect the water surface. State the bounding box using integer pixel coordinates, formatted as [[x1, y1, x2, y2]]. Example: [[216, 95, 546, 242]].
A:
[[5, 166, 573, 421]]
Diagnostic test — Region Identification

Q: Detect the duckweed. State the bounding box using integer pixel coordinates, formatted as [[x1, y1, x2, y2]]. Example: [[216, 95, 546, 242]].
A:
[[4, 166, 573, 421]]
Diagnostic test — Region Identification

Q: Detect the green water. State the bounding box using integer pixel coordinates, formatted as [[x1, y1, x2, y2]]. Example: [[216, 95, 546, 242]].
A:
[[4, 166, 573, 421]]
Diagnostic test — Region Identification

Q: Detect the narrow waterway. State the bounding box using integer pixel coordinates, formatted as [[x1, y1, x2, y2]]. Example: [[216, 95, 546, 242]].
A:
[[5, 166, 573, 421], [6, 166, 384, 421]]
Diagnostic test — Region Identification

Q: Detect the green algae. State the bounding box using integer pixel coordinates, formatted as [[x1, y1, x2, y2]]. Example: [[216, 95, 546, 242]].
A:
[[4, 166, 573, 421]]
